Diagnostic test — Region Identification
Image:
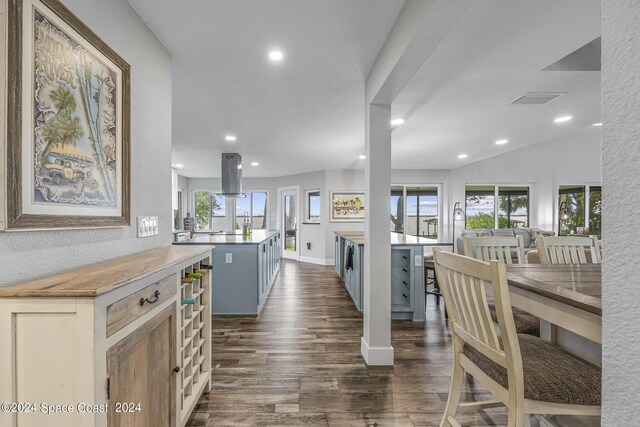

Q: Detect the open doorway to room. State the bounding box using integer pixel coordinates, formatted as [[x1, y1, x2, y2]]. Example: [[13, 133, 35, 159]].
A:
[[278, 186, 300, 260]]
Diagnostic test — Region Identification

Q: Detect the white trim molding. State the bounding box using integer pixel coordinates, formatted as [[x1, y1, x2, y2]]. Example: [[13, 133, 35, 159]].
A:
[[361, 336, 394, 366], [299, 256, 334, 266]]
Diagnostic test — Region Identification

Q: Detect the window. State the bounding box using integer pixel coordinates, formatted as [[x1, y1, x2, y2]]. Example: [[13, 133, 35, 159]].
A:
[[235, 192, 268, 230], [465, 185, 530, 229], [390, 185, 439, 238], [173, 190, 183, 231], [390, 186, 404, 233], [305, 190, 321, 222], [558, 185, 601, 236], [465, 186, 496, 229], [406, 187, 438, 238], [589, 186, 602, 235], [193, 191, 226, 231], [498, 187, 529, 228]]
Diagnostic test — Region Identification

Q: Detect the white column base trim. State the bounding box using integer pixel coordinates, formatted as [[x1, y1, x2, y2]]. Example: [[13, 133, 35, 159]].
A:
[[299, 256, 335, 266], [360, 337, 394, 366]]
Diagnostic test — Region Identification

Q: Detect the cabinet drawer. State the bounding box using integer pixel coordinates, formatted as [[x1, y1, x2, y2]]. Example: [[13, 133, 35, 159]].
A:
[[106, 275, 176, 337]]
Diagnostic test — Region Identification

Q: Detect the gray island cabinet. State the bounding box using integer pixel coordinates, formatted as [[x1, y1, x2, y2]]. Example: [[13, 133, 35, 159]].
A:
[[174, 230, 281, 315], [334, 231, 452, 322]]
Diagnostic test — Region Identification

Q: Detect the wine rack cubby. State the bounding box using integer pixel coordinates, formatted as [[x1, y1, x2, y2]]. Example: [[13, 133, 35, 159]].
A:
[[178, 260, 212, 426]]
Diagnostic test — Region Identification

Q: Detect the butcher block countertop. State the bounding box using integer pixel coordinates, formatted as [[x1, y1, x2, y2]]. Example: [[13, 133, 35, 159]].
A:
[[0, 245, 214, 298]]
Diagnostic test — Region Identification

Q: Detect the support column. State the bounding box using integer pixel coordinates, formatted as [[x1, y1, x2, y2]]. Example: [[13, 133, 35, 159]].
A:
[[361, 102, 393, 365]]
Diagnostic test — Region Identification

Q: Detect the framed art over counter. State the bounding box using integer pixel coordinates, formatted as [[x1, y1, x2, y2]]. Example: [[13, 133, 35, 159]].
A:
[[330, 191, 365, 222], [5, 0, 130, 230]]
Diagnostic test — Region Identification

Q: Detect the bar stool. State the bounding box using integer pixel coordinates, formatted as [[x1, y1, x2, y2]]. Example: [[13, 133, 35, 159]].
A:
[[424, 254, 448, 319]]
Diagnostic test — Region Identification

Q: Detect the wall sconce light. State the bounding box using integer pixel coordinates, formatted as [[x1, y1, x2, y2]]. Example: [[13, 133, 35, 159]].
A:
[[452, 202, 465, 252]]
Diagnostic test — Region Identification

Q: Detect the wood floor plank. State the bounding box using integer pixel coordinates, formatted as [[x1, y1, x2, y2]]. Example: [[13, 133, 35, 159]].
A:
[[186, 260, 507, 426], [327, 412, 415, 427]]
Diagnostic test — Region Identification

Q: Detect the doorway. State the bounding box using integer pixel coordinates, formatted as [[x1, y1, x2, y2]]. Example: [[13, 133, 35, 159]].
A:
[[278, 186, 300, 260]]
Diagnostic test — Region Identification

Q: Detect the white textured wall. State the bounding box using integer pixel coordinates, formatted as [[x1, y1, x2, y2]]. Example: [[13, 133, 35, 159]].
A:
[[0, 0, 172, 286], [602, 1, 640, 423]]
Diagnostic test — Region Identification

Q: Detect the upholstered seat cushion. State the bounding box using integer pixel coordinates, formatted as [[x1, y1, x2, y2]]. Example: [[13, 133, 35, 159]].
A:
[[463, 334, 601, 406], [488, 303, 540, 336]]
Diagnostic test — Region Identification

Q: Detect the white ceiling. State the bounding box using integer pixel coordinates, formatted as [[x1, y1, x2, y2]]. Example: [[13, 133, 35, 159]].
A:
[[127, 0, 405, 177], [127, 0, 601, 178], [391, 0, 601, 170]]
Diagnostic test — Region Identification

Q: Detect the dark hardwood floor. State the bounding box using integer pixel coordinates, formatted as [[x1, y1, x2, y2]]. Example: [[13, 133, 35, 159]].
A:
[[187, 260, 507, 426]]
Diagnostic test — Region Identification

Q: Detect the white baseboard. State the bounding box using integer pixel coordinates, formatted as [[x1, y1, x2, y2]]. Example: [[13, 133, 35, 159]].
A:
[[299, 256, 335, 266], [360, 337, 394, 366]]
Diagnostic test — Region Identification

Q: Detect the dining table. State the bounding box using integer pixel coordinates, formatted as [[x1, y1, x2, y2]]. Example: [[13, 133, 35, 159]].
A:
[[505, 264, 602, 366]]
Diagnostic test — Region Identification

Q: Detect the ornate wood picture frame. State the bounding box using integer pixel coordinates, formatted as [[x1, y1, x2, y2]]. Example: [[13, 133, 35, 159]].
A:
[[4, 0, 130, 230]]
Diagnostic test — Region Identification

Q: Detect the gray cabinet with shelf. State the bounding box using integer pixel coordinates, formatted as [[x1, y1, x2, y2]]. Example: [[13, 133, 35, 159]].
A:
[[334, 232, 426, 322], [175, 230, 281, 315]]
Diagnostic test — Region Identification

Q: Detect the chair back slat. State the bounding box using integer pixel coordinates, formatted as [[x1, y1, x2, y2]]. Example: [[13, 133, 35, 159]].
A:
[[469, 276, 499, 348], [433, 249, 520, 370], [463, 235, 526, 265], [537, 235, 601, 264]]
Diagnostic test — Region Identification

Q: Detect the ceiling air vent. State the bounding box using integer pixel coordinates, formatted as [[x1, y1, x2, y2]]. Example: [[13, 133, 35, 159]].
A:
[[510, 92, 566, 105]]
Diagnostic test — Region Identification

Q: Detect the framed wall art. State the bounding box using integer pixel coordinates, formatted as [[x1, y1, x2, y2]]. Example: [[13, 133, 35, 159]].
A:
[[5, 0, 130, 230], [330, 191, 365, 222]]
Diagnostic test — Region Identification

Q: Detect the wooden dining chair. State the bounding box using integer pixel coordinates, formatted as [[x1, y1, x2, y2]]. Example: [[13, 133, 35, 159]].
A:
[[432, 249, 600, 427], [462, 236, 539, 336], [536, 235, 601, 264], [463, 235, 526, 264]]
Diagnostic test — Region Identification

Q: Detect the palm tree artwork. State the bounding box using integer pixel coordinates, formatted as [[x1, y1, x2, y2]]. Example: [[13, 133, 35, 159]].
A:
[[40, 86, 83, 166], [33, 14, 119, 208]]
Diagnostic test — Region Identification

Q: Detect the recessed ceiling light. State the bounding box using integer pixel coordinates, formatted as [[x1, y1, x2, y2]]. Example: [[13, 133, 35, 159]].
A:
[[358, 155, 366, 160], [554, 115, 573, 123], [390, 118, 404, 125], [251, 162, 259, 166], [225, 135, 237, 142], [458, 154, 468, 159], [174, 163, 183, 168], [592, 122, 602, 127], [495, 139, 509, 145], [269, 51, 283, 61]]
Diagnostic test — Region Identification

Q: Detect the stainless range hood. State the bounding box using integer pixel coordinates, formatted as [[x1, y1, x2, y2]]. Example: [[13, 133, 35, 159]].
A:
[[220, 153, 245, 197]]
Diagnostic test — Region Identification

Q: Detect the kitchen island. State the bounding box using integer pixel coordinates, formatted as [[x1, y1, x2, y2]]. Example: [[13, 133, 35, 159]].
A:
[[334, 231, 453, 321], [174, 230, 281, 315]]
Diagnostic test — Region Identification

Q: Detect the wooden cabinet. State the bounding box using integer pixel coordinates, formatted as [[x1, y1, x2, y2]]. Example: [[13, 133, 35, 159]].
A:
[[106, 274, 176, 337], [0, 245, 213, 427], [107, 304, 177, 427]]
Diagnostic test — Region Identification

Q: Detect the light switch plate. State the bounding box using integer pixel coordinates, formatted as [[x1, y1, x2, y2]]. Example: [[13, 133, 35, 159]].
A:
[[137, 216, 159, 238], [415, 255, 422, 267], [225, 253, 233, 263]]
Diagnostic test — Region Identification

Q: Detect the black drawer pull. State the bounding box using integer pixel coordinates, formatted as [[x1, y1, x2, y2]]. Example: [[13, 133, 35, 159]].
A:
[[402, 268, 408, 273], [139, 290, 160, 306], [402, 256, 408, 259], [173, 366, 180, 373], [402, 293, 408, 299], [402, 281, 408, 285]]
